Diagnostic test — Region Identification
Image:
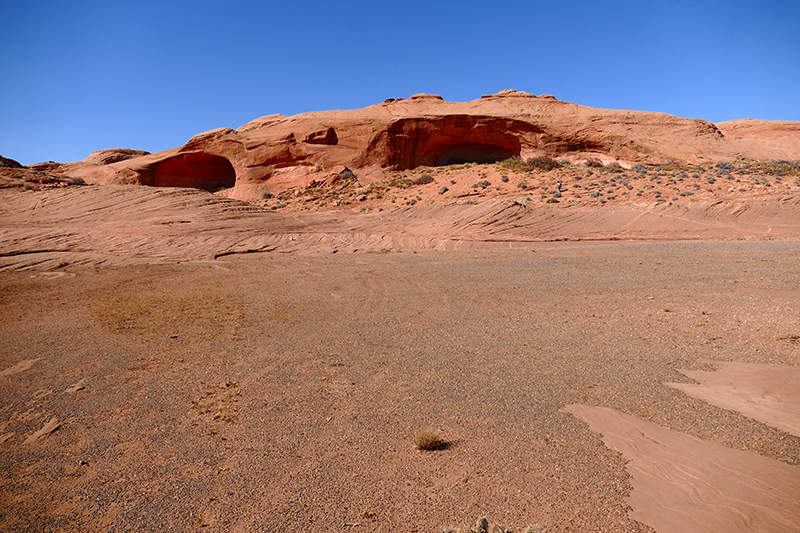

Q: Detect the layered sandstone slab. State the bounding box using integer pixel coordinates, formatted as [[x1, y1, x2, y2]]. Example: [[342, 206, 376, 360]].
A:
[[2, 185, 800, 270]]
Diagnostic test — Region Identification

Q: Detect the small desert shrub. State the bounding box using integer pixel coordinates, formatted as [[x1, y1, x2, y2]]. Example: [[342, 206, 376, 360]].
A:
[[340, 168, 356, 181], [500, 156, 561, 172], [388, 176, 412, 189], [605, 161, 623, 172], [499, 156, 527, 172], [415, 429, 444, 450], [633, 164, 647, 173], [472, 180, 490, 189], [262, 191, 273, 200], [500, 174, 509, 183], [439, 186, 448, 194], [443, 516, 542, 533], [525, 156, 561, 171], [584, 158, 604, 168], [411, 173, 434, 185]]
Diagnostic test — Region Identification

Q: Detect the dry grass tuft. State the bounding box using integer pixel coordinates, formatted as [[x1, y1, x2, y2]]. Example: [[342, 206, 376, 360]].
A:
[[415, 429, 445, 451], [443, 516, 542, 533]]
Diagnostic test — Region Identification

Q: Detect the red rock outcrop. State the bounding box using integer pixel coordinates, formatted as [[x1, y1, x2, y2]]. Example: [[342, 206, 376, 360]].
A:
[[50, 91, 800, 201], [0, 155, 24, 169]]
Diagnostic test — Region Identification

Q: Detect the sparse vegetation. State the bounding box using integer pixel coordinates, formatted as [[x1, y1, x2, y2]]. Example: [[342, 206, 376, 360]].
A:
[[415, 429, 446, 451], [500, 156, 561, 172], [740, 159, 800, 176], [443, 517, 541, 533], [234, 154, 799, 214], [411, 173, 434, 185], [387, 176, 412, 189], [525, 156, 561, 171]]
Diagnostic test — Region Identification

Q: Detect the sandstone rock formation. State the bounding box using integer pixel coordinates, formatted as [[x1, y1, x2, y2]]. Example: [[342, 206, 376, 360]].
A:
[[0, 155, 24, 169], [42, 91, 800, 201]]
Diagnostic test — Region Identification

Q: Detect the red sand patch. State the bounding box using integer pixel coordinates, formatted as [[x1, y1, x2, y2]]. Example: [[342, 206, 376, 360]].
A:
[[666, 362, 800, 439], [564, 404, 800, 533], [0, 357, 42, 377]]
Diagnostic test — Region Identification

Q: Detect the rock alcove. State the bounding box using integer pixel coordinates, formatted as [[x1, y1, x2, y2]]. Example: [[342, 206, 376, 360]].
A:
[[380, 117, 525, 170], [432, 143, 515, 166], [153, 153, 236, 192]]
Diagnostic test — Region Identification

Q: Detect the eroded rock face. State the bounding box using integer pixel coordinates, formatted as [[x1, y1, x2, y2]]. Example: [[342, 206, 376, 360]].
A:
[[0, 155, 24, 169], [82, 148, 151, 166], [51, 91, 800, 201]]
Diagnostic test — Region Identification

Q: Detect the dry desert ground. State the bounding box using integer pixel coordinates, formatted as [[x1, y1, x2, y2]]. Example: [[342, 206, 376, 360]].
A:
[[1, 163, 800, 532]]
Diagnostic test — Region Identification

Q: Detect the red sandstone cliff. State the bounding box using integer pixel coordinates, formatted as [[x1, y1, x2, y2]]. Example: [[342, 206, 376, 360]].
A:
[[36, 90, 800, 201]]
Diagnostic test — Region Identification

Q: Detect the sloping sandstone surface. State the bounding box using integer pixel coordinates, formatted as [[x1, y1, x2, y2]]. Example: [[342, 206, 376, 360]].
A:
[[2, 184, 800, 271]]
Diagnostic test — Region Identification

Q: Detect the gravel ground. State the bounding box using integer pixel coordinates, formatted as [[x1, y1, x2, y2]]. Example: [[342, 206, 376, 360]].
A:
[[1, 239, 799, 532]]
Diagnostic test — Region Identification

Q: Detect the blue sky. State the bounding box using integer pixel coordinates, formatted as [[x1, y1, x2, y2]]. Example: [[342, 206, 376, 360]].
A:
[[2, 0, 798, 165]]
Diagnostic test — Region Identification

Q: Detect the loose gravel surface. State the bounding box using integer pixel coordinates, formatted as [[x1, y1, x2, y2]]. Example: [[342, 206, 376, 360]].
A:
[[1, 239, 799, 532]]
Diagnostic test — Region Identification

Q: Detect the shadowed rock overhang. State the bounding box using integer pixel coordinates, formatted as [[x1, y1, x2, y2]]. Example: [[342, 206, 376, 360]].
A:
[[152, 153, 236, 192]]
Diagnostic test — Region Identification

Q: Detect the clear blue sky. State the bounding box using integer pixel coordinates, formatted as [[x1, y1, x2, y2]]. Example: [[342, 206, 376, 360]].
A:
[[2, 0, 798, 165]]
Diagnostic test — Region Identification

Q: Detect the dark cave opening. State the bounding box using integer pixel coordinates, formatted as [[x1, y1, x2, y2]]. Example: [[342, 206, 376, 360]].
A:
[[433, 143, 515, 166], [153, 153, 236, 192]]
